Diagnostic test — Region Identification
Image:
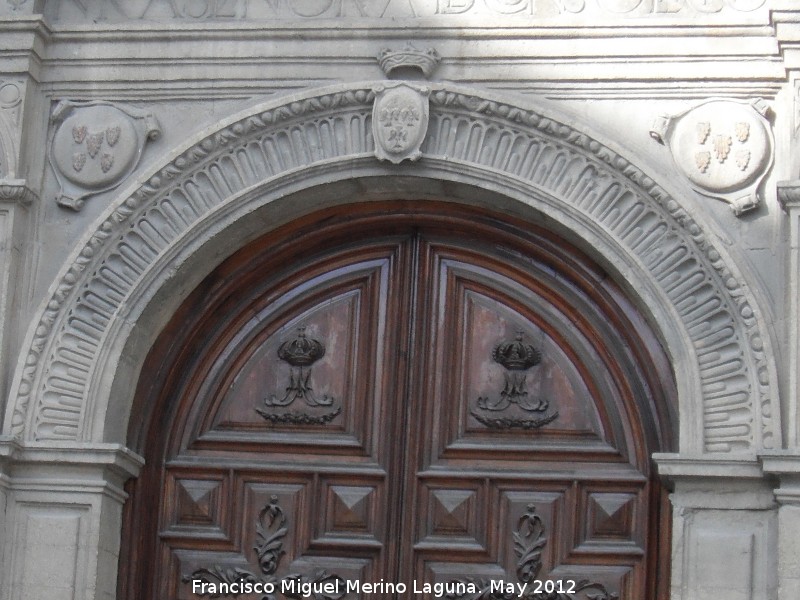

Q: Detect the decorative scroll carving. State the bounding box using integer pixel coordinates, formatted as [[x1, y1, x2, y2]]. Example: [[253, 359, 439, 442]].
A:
[[183, 496, 346, 600], [472, 333, 558, 430], [257, 328, 341, 425], [9, 83, 777, 456], [372, 83, 430, 164], [48, 101, 161, 210], [257, 407, 342, 426], [447, 504, 618, 600], [470, 412, 560, 430], [650, 98, 773, 215]]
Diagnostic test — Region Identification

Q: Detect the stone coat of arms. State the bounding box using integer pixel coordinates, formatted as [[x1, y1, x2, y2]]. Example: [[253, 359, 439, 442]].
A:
[[49, 101, 161, 210], [372, 83, 430, 164], [650, 98, 773, 216]]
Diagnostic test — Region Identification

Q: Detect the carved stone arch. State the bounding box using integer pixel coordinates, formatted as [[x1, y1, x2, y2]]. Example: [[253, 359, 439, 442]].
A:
[[3, 82, 779, 455]]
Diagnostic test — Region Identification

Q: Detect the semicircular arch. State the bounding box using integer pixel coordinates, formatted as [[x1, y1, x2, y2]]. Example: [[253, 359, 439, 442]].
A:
[[4, 82, 779, 455]]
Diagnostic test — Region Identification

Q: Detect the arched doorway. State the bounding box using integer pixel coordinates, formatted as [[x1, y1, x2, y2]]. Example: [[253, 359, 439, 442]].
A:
[[120, 201, 676, 599]]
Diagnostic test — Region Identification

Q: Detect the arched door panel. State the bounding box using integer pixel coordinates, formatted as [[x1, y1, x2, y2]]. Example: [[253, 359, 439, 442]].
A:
[[121, 203, 675, 600]]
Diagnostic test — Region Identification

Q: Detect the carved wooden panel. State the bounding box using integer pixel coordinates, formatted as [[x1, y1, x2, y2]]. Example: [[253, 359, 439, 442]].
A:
[[121, 204, 674, 600], [187, 256, 399, 460]]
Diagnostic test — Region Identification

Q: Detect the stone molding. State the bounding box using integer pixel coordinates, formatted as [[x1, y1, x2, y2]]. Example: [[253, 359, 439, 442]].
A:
[[3, 82, 780, 456], [0, 179, 37, 205], [656, 453, 779, 509], [762, 452, 800, 506], [0, 437, 143, 501], [40, 0, 770, 23], [777, 180, 800, 210]]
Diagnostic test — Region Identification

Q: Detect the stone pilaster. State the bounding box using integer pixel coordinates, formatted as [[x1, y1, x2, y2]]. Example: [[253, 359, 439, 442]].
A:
[[779, 181, 800, 448], [0, 181, 33, 403], [655, 454, 778, 600], [761, 453, 800, 600], [0, 439, 143, 600]]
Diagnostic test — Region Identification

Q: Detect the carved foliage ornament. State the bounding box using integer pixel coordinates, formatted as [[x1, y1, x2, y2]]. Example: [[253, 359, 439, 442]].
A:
[[183, 495, 346, 600], [372, 83, 430, 164], [473, 333, 559, 430], [447, 504, 617, 600], [256, 327, 341, 425], [183, 498, 616, 600], [650, 98, 773, 216], [49, 101, 161, 211]]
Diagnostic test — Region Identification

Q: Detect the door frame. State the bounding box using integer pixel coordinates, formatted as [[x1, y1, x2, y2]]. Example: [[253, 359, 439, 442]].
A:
[[120, 201, 677, 599]]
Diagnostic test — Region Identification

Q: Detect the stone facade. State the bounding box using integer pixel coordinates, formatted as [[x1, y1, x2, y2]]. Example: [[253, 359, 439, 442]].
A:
[[2, 1, 800, 599]]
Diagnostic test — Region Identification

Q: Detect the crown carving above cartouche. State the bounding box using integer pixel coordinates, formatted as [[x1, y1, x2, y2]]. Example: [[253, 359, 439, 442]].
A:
[[492, 332, 542, 371], [377, 44, 441, 78], [276, 327, 325, 367]]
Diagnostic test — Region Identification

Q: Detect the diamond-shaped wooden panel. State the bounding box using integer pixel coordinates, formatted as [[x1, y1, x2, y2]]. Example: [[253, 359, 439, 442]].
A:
[[326, 485, 375, 535], [175, 479, 222, 526], [573, 486, 645, 556], [417, 483, 485, 550], [430, 489, 476, 537], [587, 493, 635, 540], [166, 475, 227, 535]]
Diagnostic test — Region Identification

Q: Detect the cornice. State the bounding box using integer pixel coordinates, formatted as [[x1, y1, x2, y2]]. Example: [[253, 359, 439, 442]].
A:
[[34, 27, 785, 98], [0, 15, 51, 37], [777, 180, 800, 210], [0, 16, 50, 77], [761, 452, 800, 506], [772, 7, 800, 70], [42, 20, 776, 38], [0, 180, 37, 206], [654, 453, 766, 480]]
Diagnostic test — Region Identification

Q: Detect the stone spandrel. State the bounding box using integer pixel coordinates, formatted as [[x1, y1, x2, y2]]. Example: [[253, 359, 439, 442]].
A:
[[42, 0, 769, 23]]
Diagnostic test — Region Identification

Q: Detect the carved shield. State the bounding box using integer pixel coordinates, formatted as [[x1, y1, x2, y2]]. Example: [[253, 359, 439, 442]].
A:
[[372, 83, 430, 164], [49, 101, 161, 211], [650, 99, 773, 216]]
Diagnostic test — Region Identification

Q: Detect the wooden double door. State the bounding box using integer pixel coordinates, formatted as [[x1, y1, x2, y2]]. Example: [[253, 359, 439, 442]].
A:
[[121, 203, 674, 600]]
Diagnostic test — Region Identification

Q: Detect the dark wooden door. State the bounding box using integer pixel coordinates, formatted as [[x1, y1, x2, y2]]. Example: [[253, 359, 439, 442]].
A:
[[121, 203, 675, 600]]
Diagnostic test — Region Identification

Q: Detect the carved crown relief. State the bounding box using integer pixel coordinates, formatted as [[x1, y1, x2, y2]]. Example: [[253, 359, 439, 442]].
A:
[[650, 98, 773, 215], [377, 45, 441, 79], [472, 332, 560, 430], [257, 327, 342, 426], [49, 101, 161, 210]]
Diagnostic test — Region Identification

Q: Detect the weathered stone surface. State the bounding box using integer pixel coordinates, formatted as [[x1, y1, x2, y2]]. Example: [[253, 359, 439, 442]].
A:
[[1, 3, 800, 600]]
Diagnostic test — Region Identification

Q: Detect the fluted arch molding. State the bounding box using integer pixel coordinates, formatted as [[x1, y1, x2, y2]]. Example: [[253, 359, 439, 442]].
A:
[[4, 82, 780, 455]]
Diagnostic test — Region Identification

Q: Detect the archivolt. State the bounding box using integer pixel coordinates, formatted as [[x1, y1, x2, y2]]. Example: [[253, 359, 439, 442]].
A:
[[4, 82, 779, 454]]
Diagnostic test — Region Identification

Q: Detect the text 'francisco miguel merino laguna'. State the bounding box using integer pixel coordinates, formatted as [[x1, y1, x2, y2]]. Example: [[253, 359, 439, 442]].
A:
[[191, 577, 578, 597]]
